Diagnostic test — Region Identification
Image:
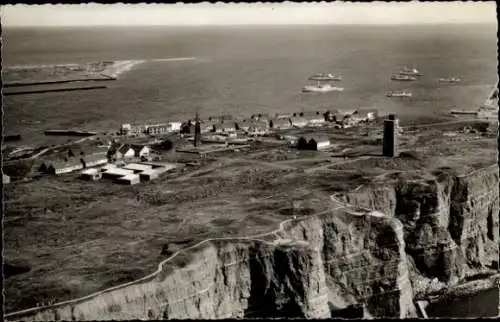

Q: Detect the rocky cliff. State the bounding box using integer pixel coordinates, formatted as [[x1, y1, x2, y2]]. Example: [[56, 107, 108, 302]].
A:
[[5, 165, 498, 321], [343, 165, 499, 295]]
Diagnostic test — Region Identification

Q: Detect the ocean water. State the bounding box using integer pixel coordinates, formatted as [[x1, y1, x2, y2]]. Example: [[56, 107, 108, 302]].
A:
[[426, 287, 499, 318], [2, 24, 498, 145]]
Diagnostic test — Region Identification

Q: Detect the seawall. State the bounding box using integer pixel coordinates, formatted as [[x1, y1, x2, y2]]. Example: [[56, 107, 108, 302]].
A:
[[5, 165, 498, 320]]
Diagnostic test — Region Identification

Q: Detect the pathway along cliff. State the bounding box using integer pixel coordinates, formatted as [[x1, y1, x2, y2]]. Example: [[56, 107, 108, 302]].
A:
[[5, 161, 499, 320]]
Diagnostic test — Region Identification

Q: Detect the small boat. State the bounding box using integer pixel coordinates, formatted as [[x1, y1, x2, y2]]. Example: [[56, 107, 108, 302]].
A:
[[391, 74, 417, 81], [399, 65, 423, 76], [439, 77, 461, 83], [386, 90, 412, 98], [302, 82, 344, 93], [450, 109, 478, 115], [309, 73, 342, 81]]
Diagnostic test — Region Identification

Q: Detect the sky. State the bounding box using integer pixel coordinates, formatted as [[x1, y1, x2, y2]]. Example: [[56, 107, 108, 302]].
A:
[[1, 2, 497, 27]]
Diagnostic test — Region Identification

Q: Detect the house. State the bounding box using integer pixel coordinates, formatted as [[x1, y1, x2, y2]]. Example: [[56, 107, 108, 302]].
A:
[[290, 117, 308, 128], [131, 145, 150, 158], [200, 119, 219, 133], [3, 174, 10, 184], [146, 124, 169, 135], [235, 119, 253, 132], [214, 121, 237, 133], [115, 174, 140, 185], [48, 159, 84, 175], [269, 118, 292, 130], [80, 168, 102, 181], [303, 114, 326, 126], [278, 134, 299, 145], [120, 123, 132, 134], [297, 136, 331, 151], [108, 144, 135, 160], [355, 109, 378, 122], [308, 136, 331, 150], [82, 153, 108, 168], [246, 125, 268, 136], [168, 121, 183, 132]]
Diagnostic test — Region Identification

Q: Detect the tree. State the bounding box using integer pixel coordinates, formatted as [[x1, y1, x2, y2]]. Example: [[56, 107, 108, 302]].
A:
[[299, 112, 304, 117], [269, 120, 274, 128]]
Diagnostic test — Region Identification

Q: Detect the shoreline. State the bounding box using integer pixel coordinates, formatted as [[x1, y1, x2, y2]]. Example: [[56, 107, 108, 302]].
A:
[[3, 57, 198, 86]]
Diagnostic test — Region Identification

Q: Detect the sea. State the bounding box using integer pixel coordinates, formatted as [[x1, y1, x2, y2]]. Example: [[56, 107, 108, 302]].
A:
[[2, 24, 499, 317], [2, 24, 498, 146]]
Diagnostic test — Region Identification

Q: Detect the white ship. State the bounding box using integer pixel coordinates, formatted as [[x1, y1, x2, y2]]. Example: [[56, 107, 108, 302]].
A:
[[399, 65, 423, 76], [439, 77, 461, 83], [386, 90, 412, 98], [309, 73, 342, 81], [391, 74, 417, 81], [302, 82, 344, 93]]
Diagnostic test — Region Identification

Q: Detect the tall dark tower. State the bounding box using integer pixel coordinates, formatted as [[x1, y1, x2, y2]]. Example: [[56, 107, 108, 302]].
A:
[[194, 111, 201, 147], [383, 114, 399, 157]]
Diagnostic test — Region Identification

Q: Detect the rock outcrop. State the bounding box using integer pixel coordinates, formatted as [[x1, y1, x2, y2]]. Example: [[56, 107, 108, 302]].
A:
[[344, 165, 499, 294], [5, 165, 498, 321]]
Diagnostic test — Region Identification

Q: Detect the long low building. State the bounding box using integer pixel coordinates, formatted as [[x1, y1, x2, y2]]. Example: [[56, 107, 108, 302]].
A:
[[102, 168, 135, 179], [123, 163, 153, 173], [81, 168, 102, 181], [115, 173, 140, 185]]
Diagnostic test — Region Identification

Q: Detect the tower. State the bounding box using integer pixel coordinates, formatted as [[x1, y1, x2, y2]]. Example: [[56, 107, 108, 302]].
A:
[[383, 114, 398, 157], [194, 111, 201, 148]]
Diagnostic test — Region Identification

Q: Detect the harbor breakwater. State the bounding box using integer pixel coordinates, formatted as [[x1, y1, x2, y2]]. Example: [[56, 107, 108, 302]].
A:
[[5, 164, 498, 320]]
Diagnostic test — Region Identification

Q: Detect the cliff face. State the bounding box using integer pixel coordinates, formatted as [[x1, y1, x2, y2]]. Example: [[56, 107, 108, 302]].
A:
[[6, 166, 498, 321], [344, 165, 499, 294]]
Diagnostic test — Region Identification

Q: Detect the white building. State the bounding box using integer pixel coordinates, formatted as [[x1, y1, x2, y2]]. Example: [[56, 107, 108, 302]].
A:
[[80, 168, 102, 181], [289, 117, 308, 128], [48, 160, 84, 175], [109, 144, 135, 160], [168, 121, 183, 132]]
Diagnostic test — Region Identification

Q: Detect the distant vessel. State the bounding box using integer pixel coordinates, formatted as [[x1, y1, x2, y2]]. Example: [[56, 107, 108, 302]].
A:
[[386, 90, 412, 98], [450, 109, 478, 115], [439, 77, 461, 83], [302, 82, 344, 93], [399, 65, 423, 76], [391, 74, 417, 81], [309, 73, 342, 81]]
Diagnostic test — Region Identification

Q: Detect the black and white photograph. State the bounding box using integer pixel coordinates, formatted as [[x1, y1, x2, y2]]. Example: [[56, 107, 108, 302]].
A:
[[1, 1, 499, 320]]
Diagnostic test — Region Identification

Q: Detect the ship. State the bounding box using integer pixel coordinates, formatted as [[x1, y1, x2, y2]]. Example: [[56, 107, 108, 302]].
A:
[[302, 82, 344, 93], [391, 74, 417, 81], [308, 73, 342, 81], [386, 90, 412, 98], [398, 65, 423, 76], [439, 77, 461, 83]]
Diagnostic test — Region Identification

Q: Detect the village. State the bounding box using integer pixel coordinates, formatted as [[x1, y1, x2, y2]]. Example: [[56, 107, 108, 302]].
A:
[[2, 108, 383, 186]]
